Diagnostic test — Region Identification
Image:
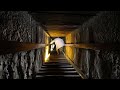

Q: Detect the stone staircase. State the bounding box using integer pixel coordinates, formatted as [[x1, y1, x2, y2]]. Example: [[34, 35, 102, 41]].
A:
[[35, 51, 82, 79]]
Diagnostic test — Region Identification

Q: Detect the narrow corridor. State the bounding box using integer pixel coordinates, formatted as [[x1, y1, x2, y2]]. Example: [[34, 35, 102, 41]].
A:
[[0, 11, 120, 79]]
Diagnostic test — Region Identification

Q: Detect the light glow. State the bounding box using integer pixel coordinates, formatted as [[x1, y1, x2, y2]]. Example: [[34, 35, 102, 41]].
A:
[[45, 46, 50, 62]]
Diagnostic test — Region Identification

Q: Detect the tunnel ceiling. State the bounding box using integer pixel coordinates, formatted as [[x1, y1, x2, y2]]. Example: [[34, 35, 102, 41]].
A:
[[29, 11, 99, 37]]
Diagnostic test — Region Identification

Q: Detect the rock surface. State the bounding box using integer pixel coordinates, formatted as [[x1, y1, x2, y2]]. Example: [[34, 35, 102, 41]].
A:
[[66, 11, 120, 79], [0, 11, 45, 79]]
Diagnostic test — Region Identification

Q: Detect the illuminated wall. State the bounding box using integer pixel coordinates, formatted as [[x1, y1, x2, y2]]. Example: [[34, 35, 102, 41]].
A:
[[66, 33, 75, 61], [44, 32, 50, 62]]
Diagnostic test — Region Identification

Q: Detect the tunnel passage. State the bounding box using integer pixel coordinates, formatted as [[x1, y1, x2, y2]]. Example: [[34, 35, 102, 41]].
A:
[[0, 11, 120, 79]]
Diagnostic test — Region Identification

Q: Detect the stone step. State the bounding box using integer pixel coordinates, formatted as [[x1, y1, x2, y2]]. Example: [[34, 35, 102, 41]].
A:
[[39, 67, 75, 71], [43, 62, 70, 65], [44, 61, 69, 64], [35, 53, 81, 79], [41, 65, 73, 68], [36, 75, 81, 78], [37, 71, 78, 75], [42, 64, 71, 66]]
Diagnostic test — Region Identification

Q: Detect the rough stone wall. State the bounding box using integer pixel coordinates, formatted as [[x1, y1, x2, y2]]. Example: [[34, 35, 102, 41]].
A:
[[68, 11, 120, 79], [0, 11, 45, 79]]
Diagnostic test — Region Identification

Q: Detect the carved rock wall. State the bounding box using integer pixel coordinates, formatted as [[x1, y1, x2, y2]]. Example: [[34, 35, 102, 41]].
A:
[[67, 11, 120, 79], [0, 11, 45, 79]]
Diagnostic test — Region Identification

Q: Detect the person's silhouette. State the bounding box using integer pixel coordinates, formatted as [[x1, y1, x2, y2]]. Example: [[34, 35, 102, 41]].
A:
[[50, 37, 65, 55]]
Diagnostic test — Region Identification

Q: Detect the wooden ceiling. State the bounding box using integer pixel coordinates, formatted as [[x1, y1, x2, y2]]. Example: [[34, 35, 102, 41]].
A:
[[29, 11, 99, 37]]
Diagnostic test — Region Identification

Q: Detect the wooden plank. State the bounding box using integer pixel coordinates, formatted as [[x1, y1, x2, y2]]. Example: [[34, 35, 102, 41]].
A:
[[0, 41, 119, 55], [62, 51, 87, 79], [65, 43, 120, 50], [0, 40, 49, 55]]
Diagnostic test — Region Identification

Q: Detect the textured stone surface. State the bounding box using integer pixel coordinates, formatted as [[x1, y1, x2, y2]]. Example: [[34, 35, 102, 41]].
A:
[[0, 11, 45, 79], [1, 11, 120, 79], [66, 11, 120, 79]]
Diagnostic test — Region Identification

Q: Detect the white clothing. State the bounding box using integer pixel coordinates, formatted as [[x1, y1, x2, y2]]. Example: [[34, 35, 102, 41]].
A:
[[50, 38, 65, 50]]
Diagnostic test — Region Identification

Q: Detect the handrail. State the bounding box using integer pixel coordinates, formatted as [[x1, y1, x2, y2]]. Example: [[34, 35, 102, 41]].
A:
[[62, 51, 87, 79], [0, 40, 50, 55], [0, 40, 119, 78], [65, 43, 120, 50], [1, 42, 119, 55], [63, 43, 120, 79]]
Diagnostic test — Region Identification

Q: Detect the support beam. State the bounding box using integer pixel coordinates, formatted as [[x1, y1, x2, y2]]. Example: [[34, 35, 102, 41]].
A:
[[0, 40, 49, 55], [0, 41, 119, 55], [65, 43, 120, 50]]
